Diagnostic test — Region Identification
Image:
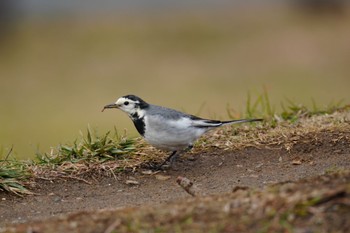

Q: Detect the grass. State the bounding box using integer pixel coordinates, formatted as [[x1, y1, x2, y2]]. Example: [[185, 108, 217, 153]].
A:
[[35, 126, 135, 166], [31, 127, 139, 181], [245, 87, 274, 119], [0, 148, 33, 196], [0, 93, 349, 195], [0, 127, 136, 195], [245, 87, 349, 123]]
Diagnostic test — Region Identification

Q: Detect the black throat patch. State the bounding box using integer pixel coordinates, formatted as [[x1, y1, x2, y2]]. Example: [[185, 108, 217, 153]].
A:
[[131, 112, 145, 136]]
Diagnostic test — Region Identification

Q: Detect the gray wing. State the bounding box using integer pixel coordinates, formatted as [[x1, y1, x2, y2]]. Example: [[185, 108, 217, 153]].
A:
[[147, 104, 223, 128], [147, 104, 192, 120]]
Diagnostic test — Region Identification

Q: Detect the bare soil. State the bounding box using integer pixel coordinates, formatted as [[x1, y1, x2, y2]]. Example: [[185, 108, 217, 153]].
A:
[[1, 129, 350, 232]]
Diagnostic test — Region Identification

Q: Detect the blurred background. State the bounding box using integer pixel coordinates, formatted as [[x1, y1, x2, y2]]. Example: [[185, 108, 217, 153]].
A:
[[1, 0, 350, 159]]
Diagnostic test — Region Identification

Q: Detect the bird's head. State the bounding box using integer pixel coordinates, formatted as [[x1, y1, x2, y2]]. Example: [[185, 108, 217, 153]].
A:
[[102, 95, 149, 119]]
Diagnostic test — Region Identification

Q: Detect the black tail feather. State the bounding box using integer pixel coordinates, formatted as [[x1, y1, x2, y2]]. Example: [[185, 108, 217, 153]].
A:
[[221, 118, 263, 125]]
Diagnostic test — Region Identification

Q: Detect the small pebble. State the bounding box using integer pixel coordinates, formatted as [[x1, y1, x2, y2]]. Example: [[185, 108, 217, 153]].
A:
[[125, 180, 139, 185], [292, 160, 302, 165], [141, 170, 154, 175], [155, 174, 171, 181]]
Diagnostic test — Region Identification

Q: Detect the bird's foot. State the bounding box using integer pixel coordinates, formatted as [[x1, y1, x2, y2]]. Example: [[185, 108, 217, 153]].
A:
[[141, 151, 181, 171], [141, 162, 165, 171], [141, 160, 178, 171]]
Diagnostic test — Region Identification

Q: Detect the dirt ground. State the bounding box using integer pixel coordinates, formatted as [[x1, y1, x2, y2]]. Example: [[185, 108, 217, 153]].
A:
[[0, 128, 349, 232]]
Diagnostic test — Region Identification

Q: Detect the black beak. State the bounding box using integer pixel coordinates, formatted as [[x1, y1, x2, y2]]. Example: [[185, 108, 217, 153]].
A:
[[102, 103, 118, 112]]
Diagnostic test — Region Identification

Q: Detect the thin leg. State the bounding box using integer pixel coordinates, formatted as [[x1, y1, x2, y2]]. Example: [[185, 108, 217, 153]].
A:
[[160, 145, 193, 168], [156, 145, 194, 169], [158, 151, 177, 168]]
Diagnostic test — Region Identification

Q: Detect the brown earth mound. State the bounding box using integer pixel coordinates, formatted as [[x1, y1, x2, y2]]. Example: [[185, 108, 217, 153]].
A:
[[1, 127, 349, 232]]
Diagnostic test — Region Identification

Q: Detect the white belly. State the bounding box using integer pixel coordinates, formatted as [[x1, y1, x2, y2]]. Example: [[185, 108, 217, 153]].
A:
[[143, 115, 206, 151]]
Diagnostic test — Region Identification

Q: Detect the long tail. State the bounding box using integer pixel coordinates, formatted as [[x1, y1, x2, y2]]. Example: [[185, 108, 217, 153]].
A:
[[221, 118, 263, 125], [192, 118, 262, 128]]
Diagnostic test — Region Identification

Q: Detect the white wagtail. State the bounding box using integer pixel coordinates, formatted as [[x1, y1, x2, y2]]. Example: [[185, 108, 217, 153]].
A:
[[103, 95, 262, 168]]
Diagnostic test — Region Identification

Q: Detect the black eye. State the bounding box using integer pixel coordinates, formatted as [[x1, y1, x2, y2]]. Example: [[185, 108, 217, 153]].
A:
[[124, 101, 129, 106]]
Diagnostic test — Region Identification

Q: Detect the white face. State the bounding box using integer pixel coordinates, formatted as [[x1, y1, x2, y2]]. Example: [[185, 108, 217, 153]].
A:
[[115, 97, 144, 118]]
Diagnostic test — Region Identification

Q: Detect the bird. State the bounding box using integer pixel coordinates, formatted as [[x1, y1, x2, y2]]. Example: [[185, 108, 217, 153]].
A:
[[103, 94, 262, 168]]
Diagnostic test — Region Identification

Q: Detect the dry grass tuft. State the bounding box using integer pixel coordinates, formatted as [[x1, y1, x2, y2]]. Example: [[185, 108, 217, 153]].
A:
[[29, 111, 350, 181], [195, 110, 350, 153]]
